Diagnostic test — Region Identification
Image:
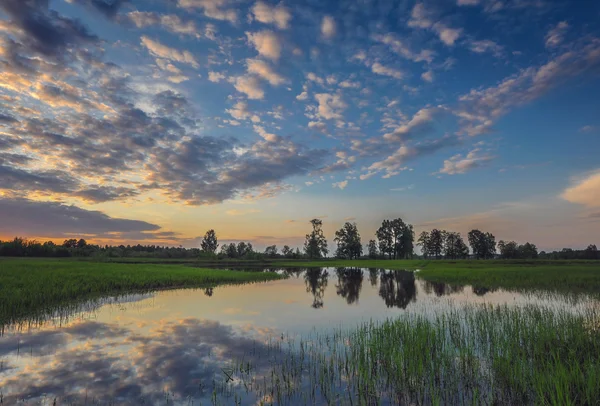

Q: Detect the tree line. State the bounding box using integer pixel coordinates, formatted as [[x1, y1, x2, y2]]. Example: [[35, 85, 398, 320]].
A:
[[1, 218, 598, 260]]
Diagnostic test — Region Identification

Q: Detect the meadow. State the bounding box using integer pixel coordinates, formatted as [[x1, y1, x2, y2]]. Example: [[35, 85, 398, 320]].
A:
[[0, 258, 280, 327]]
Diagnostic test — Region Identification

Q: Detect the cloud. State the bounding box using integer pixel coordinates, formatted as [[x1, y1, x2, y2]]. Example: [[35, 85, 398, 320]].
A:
[[0, 197, 160, 238], [332, 180, 348, 190], [246, 30, 282, 61], [383, 107, 444, 142], [246, 58, 286, 86], [457, 0, 480, 5], [408, 3, 462, 46], [579, 125, 596, 134], [438, 148, 494, 175], [314, 93, 347, 120], [177, 0, 238, 24], [371, 62, 404, 80], [561, 170, 600, 208], [253, 125, 279, 142], [545, 21, 569, 48], [0, 0, 98, 59], [421, 70, 434, 82], [456, 39, 600, 136], [234, 75, 265, 99], [251, 1, 291, 30], [372, 33, 434, 63], [208, 71, 226, 82], [468, 40, 503, 56], [140, 36, 199, 68], [71, 0, 129, 19], [321, 16, 336, 39], [367, 135, 460, 178], [127, 12, 201, 38]]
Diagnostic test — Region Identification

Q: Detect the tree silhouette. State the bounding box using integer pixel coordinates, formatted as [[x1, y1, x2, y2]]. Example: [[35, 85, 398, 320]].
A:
[[304, 219, 328, 259], [200, 229, 218, 254]]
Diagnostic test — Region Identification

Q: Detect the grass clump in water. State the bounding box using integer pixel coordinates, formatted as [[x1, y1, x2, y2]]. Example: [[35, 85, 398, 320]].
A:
[[229, 304, 600, 405]]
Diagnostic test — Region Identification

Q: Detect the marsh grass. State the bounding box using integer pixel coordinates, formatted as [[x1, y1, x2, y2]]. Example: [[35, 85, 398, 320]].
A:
[[0, 259, 280, 328], [225, 304, 600, 405]]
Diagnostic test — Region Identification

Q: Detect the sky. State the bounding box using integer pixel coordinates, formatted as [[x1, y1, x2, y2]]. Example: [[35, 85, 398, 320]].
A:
[[0, 0, 599, 252]]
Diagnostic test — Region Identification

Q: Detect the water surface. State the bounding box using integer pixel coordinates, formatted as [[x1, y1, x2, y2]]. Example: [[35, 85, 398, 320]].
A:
[[0, 268, 596, 405]]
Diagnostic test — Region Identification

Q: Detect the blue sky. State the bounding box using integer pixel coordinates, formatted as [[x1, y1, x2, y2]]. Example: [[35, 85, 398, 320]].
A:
[[0, 0, 599, 251]]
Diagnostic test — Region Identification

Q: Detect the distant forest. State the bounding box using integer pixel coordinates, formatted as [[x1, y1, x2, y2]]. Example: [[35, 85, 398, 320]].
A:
[[1, 218, 598, 260]]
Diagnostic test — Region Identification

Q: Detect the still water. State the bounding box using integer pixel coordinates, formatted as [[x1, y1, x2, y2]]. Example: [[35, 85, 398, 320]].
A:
[[0, 268, 595, 405]]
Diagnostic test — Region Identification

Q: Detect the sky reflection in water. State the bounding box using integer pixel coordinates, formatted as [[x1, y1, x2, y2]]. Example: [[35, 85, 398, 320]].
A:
[[0, 268, 596, 405]]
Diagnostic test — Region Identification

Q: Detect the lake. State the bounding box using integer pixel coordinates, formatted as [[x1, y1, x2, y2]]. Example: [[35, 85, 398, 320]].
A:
[[1, 268, 598, 405]]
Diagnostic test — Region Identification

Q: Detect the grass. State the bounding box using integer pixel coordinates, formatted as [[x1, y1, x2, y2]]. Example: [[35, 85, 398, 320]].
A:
[[273, 259, 600, 294], [226, 303, 600, 405], [0, 258, 280, 327]]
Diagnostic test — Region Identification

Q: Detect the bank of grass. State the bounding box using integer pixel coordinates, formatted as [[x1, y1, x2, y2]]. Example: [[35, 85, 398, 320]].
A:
[[0, 259, 280, 327], [230, 304, 600, 405], [273, 259, 600, 294]]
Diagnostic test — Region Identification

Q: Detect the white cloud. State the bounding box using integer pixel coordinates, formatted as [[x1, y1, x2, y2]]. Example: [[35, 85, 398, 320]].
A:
[[438, 149, 494, 175], [234, 75, 264, 99], [251, 1, 292, 29], [177, 0, 238, 24], [321, 15, 336, 39], [339, 80, 361, 89], [253, 125, 279, 142], [546, 21, 569, 49], [421, 70, 434, 82], [296, 91, 308, 100], [140, 36, 199, 68], [437, 26, 462, 46], [246, 58, 286, 85], [246, 30, 282, 61], [167, 75, 189, 83], [580, 125, 596, 133], [371, 62, 404, 80], [561, 170, 600, 208], [457, 0, 479, 5], [332, 180, 348, 190], [226, 101, 251, 120], [306, 72, 325, 85], [457, 39, 600, 136], [408, 3, 462, 46], [368, 136, 459, 178], [208, 71, 226, 82], [383, 107, 443, 142], [372, 33, 435, 63], [314, 93, 347, 120], [128, 12, 201, 38], [469, 39, 503, 56]]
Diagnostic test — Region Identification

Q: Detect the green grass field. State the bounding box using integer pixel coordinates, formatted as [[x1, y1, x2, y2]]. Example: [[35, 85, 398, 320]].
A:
[[273, 259, 600, 294], [0, 259, 280, 326]]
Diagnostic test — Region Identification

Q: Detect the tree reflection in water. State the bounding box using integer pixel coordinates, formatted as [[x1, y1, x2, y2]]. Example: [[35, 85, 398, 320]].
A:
[[422, 281, 465, 297], [335, 268, 364, 305], [378, 270, 417, 309], [368, 268, 379, 287], [304, 268, 329, 308]]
